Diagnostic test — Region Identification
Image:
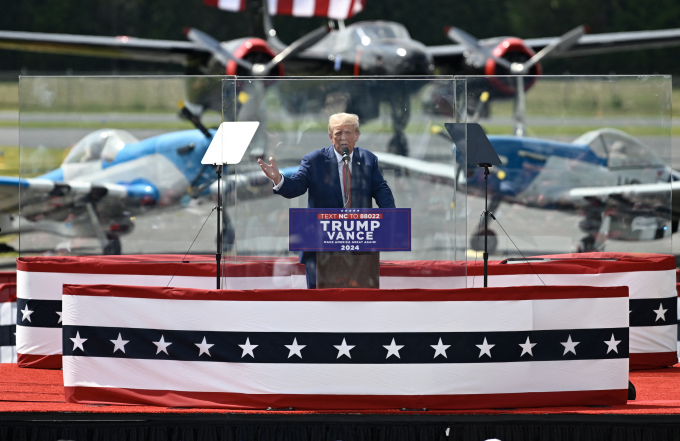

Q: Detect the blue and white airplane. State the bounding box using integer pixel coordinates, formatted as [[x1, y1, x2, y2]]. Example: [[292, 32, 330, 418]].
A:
[[2, 108, 674, 255], [375, 127, 680, 253], [0, 106, 302, 255], [0, 122, 217, 254]]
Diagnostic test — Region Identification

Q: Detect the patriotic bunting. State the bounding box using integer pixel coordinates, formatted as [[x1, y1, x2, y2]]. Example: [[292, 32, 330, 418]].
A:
[[14, 253, 677, 370], [204, 0, 365, 19], [472, 252, 677, 370], [62, 284, 629, 410], [0, 283, 16, 363]]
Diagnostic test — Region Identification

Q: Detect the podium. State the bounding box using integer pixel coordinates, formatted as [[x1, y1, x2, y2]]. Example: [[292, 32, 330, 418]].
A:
[[316, 251, 380, 288], [289, 208, 411, 289]]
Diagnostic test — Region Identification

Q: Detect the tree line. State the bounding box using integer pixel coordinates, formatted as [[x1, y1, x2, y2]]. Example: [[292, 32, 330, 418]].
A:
[[1, 0, 679, 78]]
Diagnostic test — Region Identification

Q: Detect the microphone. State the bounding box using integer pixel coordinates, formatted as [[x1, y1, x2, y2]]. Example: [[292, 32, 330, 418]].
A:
[[341, 147, 350, 164]]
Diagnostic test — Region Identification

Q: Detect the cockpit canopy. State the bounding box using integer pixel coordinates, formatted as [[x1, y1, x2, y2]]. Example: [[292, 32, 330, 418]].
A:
[[351, 23, 411, 46], [574, 129, 663, 168], [63, 129, 139, 165]]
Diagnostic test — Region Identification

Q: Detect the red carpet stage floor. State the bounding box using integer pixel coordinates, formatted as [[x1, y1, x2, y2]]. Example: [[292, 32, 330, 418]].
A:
[[2, 363, 680, 416], [4, 365, 680, 441]]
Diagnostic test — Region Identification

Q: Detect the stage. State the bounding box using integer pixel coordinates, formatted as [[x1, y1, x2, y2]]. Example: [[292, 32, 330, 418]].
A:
[[2, 364, 680, 440], [4, 253, 680, 439]]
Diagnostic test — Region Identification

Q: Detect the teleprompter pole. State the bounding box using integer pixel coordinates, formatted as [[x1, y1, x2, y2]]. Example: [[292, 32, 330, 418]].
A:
[[215, 165, 222, 290], [481, 163, 491, 288]]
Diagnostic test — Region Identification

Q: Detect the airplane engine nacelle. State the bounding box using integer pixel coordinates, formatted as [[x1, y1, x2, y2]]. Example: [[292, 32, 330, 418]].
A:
[[483, 38, 542, 97], [423, 38, 543, 117], [224, 38, 284, 77]]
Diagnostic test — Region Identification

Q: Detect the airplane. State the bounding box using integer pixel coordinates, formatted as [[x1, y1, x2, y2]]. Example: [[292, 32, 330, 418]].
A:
[[374, 126, 680, 253], [0, 105, 298, 255], [2, 7, 680, 155]]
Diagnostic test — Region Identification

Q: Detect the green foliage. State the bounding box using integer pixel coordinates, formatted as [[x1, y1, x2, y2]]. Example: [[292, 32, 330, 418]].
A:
[[1, 0, 680, 77]]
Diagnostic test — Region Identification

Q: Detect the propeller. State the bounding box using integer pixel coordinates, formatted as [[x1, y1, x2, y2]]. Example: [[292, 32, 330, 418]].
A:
[[445, 25, 585, 75], [513, 76, 526, 137], [256, 25, 331, 74], [185, 25, 331, 76], [446, 25, 585, 137], [177, 101, 212, 138], [471, 91, 490, 124], [509, 25, 585, 74], [446, 27, 513, 70], [185, 28, 254, 71]]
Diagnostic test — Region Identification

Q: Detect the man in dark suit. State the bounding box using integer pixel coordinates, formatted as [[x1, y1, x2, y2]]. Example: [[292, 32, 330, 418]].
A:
[[258, 113, 395, 288]]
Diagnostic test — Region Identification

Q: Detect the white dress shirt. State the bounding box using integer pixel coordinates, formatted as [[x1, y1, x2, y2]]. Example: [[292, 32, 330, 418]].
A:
[[272, 148, 353, 198]]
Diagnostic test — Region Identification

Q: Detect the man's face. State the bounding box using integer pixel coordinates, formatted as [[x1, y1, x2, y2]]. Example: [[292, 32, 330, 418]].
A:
[[329, 124, 360, 155]]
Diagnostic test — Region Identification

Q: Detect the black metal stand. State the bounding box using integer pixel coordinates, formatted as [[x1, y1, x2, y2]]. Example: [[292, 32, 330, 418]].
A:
[[215, 165, 223, 290], [481, 163, 491, 288]]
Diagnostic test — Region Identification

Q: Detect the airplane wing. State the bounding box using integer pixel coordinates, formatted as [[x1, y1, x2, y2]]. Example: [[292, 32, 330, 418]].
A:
[[427, 28, 680, 65], [567, 181, 680, 219], [375, 151, 680, 223], [375, 152, 458, 185], [0, 176, 140, 213], [208, 165, 302, 197], [0, 30, 211, 66], [523, 28, 680, 57], [426, 44, 466, 66]]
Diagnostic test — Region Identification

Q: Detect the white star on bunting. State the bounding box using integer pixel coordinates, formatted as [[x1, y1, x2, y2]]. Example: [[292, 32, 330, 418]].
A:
[[476, 337, 495, 358], [70, 331, 87, 352], [239, 337, 258, 358], [653, 303, 668, 322], [20, 304, 34, 322], [334, 338, 355, 359], [56, 311, 63, 324], [285, 338, 306, 359], [383, 338, 404, 359], [196, 337, 214, 357], [153, 335, 172, 355], [561, 335, 580, 355], [431, 338, 450, 358], [604, 334, 621, 354], [110, 333, 130, 353], [519, 336, 537, 357]]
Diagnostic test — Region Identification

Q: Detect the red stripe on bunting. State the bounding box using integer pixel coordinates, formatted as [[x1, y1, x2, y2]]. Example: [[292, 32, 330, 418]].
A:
[[0, 283, 15, 303], [203, 0, 219, 6], [314, 0, 331, 16], [468, 254, 676, 275], [17, 255, 304, 277], [347, 0, 357, 19], [62, 284, 628, 302], [65, 386, 628, 409], [18, 253, 674, 278], [276, 0, 294, 16], [17, 354, 62, 369], [630, 352, 678, 370], [0, 271, 16, 284]]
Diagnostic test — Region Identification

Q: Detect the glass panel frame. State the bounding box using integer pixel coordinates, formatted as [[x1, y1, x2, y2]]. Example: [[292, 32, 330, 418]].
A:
[[17, 76, 225, 258], [221, 76, 467, 283], [456, 74, 672, 260], [15, 74, 669, 273]]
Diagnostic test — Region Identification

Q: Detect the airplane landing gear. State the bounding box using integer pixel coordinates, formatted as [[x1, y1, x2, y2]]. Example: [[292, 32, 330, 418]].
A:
[[577, 235, 594, 253], [221, 214, 236, 252], [470, 229, 497, 254], [576, 234, 602, 253], [387, 132, 408, 157], [387, 91, 410, 156], [85, 203, 133, 256], [103, 233, 121, 255]]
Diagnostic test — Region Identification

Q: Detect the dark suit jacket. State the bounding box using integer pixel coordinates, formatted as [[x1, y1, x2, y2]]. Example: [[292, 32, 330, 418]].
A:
[[275, 145, 396, 265]]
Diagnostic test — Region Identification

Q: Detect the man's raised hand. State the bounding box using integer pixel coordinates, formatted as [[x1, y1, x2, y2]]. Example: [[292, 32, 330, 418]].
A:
[[258, 157, 282, 185]]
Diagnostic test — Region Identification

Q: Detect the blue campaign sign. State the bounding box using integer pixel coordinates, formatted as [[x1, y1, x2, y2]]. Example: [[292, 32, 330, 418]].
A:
[[289, 208, 411, 252]]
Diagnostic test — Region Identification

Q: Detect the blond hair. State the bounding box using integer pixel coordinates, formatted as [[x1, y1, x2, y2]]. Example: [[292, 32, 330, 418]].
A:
[[328, 113, 360, 134]]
